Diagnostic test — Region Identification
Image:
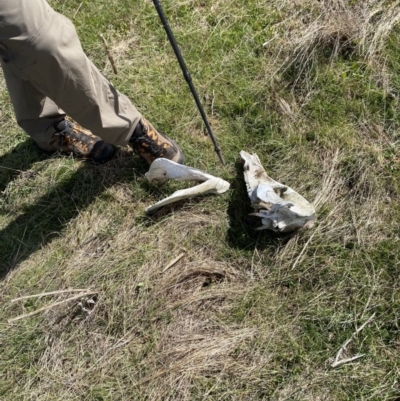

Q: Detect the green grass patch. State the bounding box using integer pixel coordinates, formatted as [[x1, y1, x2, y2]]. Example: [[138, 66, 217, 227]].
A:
[[1, 0, 400, 399]]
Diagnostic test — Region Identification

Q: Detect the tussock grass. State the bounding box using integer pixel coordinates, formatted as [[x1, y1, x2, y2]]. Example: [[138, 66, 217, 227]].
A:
[[1, 0, 400, 400], [268, 0, 400, 80]]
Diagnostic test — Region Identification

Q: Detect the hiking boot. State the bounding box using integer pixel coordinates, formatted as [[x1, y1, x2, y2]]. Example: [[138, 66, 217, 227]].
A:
[[36, 120, 115, 164], [129, 118, 184, 165]]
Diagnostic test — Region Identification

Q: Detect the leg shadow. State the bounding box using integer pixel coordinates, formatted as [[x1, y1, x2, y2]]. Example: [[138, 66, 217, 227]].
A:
[[0, 139, 47, 192], [0, 145, 138, 279]]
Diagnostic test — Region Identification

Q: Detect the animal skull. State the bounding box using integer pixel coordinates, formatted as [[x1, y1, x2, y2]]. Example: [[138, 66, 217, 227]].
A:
[[241, 151, 316, 232]]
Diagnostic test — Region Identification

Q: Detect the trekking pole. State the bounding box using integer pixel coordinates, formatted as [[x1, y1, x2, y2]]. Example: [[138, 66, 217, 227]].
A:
[[152, 0, 225, 165]]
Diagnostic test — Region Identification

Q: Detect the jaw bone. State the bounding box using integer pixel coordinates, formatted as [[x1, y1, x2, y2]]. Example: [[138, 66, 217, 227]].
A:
[[145, 158, 230, 214], [240, 151, 316, 232]]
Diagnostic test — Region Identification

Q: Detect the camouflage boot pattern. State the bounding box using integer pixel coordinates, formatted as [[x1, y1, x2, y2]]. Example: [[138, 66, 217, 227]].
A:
[[36, 120, 115, 164], [129, 118, 184, 165]]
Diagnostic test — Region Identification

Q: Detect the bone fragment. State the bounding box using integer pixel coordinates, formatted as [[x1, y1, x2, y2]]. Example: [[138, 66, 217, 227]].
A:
[[146, 159, 215, 185], [145, 177, 229, 214], [145, 159, 230, 214], [240, 151, 316, 232]]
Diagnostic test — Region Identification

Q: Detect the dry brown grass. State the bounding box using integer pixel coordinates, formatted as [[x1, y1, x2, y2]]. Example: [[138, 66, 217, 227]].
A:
[[2, 215, 260, 400], [2, 0, 400, 399], [266, 0, 400, 82]]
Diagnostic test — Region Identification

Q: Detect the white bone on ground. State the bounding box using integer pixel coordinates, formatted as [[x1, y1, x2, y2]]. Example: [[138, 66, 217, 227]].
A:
[[145, 177, 230, 215], [256, 183, 293, 208], [145, 158, 215, 185], [240, 150, 316, 232]]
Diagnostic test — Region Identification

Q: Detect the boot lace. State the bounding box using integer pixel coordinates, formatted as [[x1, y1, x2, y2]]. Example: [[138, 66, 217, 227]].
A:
[[53, 122, 74, 146], [130, 134, 166, 158]]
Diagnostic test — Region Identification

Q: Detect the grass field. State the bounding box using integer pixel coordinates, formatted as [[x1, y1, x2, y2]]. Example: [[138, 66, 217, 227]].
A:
[[1, 0, 400, 399]]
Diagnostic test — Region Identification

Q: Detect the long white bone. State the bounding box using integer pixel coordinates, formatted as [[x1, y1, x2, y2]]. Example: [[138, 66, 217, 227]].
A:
[[145, 159, 230, 214], [145, 159, 216, 184], [241, 151, 316, 232]]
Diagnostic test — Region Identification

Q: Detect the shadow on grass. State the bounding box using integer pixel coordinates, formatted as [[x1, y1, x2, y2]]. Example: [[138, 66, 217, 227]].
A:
[[0, 139, 48, 192], [0, 142, 147, 279], [226, 158, 293, 251]]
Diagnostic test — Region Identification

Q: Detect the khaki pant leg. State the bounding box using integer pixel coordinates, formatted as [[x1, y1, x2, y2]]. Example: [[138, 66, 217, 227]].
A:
[[0, 0, 140, 145], [1, 65, 66, 141]]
